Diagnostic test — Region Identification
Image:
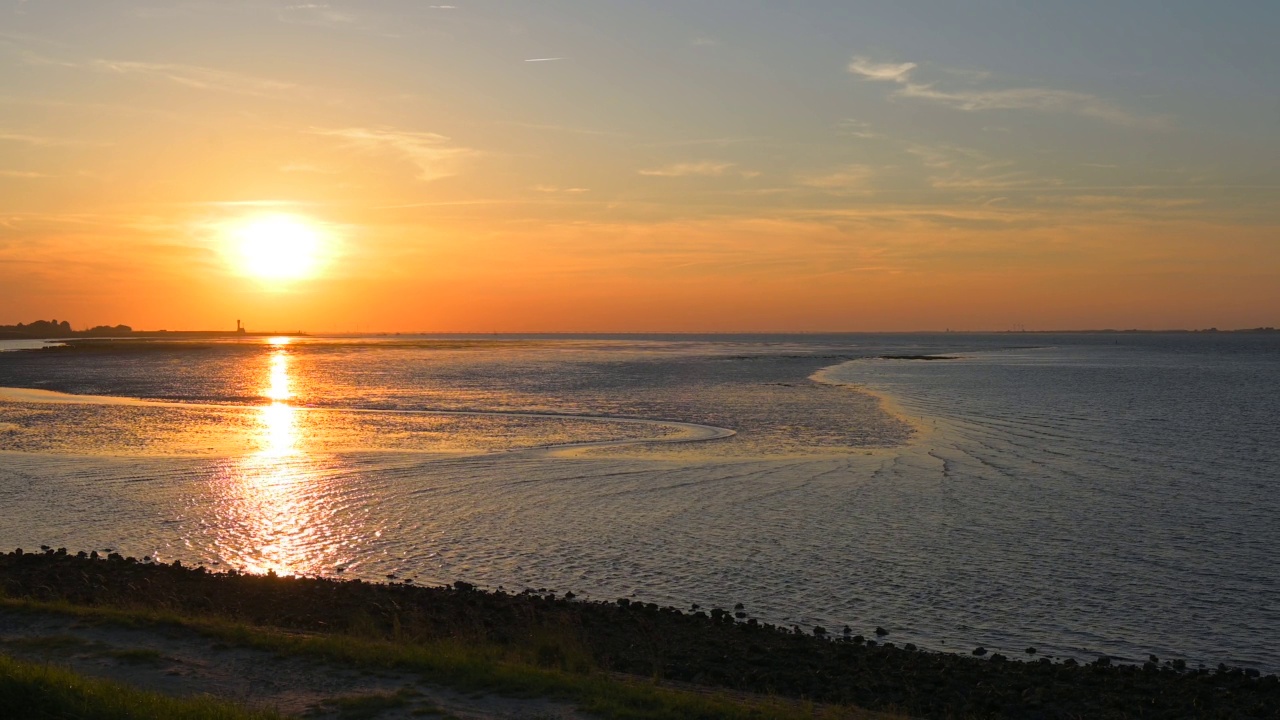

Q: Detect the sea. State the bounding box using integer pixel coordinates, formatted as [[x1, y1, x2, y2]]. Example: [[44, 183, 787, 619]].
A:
[[1, 332, 1277, 671]]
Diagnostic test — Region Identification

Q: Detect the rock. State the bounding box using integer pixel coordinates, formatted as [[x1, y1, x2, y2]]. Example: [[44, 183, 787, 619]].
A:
[[973, 647, 987, 656], [875, 626, 889, 636], [1026, 647, 1037, 655]]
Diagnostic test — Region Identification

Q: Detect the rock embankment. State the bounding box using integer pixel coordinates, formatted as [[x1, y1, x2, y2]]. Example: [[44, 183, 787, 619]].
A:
[[3, 549, 1277, 719]]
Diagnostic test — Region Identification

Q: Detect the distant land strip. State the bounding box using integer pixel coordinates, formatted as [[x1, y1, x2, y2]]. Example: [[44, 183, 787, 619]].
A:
[[1, 319, 1276, 339], [0, 319, 303, 340]]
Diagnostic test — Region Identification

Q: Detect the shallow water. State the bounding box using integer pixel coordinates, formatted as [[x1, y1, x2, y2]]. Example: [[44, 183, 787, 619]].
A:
[[1, 333, 1277, 671]]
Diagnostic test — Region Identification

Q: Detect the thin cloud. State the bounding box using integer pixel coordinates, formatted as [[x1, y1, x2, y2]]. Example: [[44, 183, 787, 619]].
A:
[[848, 55, 1161, 129], [533, 185, 590, 194], [799, 164, 874, 190], [847, 57, 917, 83], [93, 60, 300, 97], [279, 3, 357, 26], [836, 119, 880, 139], [313, 127, 475, 181], [639, 161, 734, 177], [905, 143, 1061, 191], [525, 57, 568, 63], [499, 122, 627, 137], [0, 131, 79, 146], [0, 170, 49, 178]]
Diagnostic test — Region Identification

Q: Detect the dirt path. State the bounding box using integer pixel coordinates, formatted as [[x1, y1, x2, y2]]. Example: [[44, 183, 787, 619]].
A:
[[0, 609, 594, 719]]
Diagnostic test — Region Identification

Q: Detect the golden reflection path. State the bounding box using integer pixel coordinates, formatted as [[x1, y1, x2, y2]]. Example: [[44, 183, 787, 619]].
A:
[[219, 337, 335, 577]]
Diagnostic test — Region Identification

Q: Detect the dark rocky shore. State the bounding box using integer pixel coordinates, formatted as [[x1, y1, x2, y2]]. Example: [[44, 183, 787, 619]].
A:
[[2, 549, 1277, 719]]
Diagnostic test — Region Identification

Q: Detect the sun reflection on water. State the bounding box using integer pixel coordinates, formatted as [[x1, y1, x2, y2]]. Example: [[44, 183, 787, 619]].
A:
[[214, 340, 337, 577]]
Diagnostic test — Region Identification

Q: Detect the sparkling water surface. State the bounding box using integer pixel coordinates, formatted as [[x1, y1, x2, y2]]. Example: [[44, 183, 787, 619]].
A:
[[1, 333, 1277, 671]]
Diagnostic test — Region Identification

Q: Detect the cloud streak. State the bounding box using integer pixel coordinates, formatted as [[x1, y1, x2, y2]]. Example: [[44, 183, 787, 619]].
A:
[[93, 59, 301, 97], [799, 164, 874, 191], [0, 132, 77, 146], [639, 161, 735, 177], [848, 56, 1161, 128], [313, 127, 475, 181]]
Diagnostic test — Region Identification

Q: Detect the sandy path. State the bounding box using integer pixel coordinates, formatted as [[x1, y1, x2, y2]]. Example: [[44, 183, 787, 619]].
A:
[[0, 609, 594, 719]]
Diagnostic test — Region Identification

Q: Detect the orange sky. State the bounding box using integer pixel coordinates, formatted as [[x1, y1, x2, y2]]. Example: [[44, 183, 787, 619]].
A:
[[2, 2, 1277, 332]]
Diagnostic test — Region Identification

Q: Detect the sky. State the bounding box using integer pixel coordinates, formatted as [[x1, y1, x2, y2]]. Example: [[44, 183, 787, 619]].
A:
[[1, 0, 1277, 332]]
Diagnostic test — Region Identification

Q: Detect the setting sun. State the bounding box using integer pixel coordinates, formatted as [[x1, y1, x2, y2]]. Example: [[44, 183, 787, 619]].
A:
[[229, 215, 327, 283]]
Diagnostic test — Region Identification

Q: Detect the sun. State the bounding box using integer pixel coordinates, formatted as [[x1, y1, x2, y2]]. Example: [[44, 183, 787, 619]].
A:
[[229, 214, 327, 283]]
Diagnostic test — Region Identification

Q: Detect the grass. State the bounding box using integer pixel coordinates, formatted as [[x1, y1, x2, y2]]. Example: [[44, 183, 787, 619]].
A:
[[313, 689, 420, 719], [0, 596, 889, 720], [2, 631, 169, 666], [0, 633, 91, 652], [0, 652, 282, 720]]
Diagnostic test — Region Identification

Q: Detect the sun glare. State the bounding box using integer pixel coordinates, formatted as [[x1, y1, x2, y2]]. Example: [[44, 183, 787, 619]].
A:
[[229, 215, 327, 283]]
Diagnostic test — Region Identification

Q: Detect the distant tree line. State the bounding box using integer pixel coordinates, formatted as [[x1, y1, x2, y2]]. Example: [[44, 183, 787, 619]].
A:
[[0, 319, 133, 339]]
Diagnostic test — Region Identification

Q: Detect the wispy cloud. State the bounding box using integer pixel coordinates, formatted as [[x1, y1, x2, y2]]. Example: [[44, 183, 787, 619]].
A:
[[646, 136, 758, 148], [525, 57, 568, 63], [499, 122, 627, 137], [848, 55, 1161, 128], [639, 161, 734, 177], [906, 143, 1061, 191], [533, 185, 590, 194], [92, 59, 301, 97], [799, 164, 874, 191], [0, 170, 49, 178], [847, 58, 918, 83], [313, 127, 475, 181], [0, 131, 85, 146], [279, 3, 357, 26], [836, 119, 879, 139]]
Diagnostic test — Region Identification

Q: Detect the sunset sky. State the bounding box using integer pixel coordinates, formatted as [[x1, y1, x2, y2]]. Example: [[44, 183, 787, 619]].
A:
[[2, 1, 1277, 332]]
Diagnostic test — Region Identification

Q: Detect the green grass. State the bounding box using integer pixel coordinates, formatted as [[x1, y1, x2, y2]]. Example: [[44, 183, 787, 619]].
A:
[[313, 688, 420, 719], [0, 633, 91, 652], [0, 597, 890, 720], [0, 652, 282, 720]]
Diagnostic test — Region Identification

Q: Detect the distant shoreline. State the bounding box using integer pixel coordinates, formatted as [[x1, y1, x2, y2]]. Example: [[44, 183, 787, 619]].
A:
[[0, 330, 306, 341], [2, 328, 1276, 341]]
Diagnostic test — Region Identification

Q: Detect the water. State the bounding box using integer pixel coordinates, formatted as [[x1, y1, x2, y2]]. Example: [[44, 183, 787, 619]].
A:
[[1, 333, 1277, 671]]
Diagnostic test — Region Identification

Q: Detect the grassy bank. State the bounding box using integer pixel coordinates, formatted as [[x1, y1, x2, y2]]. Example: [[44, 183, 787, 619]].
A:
[[0, 596, 874, 720], [2, 549, 1278, 718], [0, 652, 282, 720]]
